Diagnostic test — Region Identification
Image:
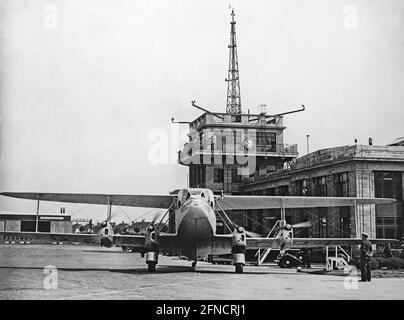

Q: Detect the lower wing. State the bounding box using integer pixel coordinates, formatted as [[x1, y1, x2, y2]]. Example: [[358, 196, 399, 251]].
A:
[[245, 237, 398, 249], [292, 238, 398, 247], [246, 238, 280, 249], [1, 231, 179, 251], [211, 234, 275, 254], [0, 231, 101, 244]]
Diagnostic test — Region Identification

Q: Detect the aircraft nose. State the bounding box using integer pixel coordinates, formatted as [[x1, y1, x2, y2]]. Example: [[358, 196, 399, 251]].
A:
[[183, 204, 206, 220]]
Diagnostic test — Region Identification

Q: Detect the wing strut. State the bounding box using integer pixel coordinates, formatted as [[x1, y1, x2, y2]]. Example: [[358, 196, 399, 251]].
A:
[[35, 194, 40, 233], [155, 201, 176, 232], [280, 198, 286, 228], [216, 201, 236, 232], [107, 196, 112, 222]]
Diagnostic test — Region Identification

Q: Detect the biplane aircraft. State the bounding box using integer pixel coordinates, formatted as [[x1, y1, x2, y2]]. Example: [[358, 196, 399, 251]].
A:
[[0, 189, 397, 273]]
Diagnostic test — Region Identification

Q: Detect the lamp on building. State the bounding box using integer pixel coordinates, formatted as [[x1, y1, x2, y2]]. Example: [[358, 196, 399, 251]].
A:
[[306, 135, 310, 154]]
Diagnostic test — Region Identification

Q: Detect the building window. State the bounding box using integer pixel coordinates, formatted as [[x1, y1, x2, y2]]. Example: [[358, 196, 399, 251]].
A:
[[221, 136, 226, 152], [256, 132, 276, 152], [201, 166, 205, 184], [335, 172, 349, 197], [231, 115, 241, 123], [375, 171, 402, 201], [314, 176, 327, 196], [231, 169, 242, 183], [278, 185, 289, 196], [318, 208, 328, 237], [339, 207, 351, 238], [376, 217, 401, 239], [296, 179, 309, 196], [233, 130, 242, 152], [214, 168, 224, 183], [319, 216, 328, 237]]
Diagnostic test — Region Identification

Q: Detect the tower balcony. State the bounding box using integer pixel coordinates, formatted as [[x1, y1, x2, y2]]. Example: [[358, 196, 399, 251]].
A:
[[178, 143, 298, 166]]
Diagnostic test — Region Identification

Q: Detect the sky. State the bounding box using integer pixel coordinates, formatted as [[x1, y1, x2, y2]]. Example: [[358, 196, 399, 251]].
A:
[[1, 0, 403, 222]]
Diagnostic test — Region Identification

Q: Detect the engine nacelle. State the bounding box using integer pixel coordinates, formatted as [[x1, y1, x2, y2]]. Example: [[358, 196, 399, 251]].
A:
[[100, 222, 114, 248], [144, 225, 159, 272], [232, 227, 246, 270], [277, 227, 293, 257], [145, 225, 158, 252], [232, 226, 247, 247]]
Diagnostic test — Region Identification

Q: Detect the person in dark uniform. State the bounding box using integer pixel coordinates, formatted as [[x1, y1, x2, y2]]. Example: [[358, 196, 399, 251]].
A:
[[299, 247, 311, 268], [383, 243, 393, 258], [360, 232, 373, 282]]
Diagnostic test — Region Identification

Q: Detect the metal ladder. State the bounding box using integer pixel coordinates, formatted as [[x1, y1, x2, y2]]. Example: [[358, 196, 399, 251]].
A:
[[325, 245, 352, 271]]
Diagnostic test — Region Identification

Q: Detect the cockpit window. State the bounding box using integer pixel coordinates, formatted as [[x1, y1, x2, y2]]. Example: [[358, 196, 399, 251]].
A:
[[178, 188, 215, 207]]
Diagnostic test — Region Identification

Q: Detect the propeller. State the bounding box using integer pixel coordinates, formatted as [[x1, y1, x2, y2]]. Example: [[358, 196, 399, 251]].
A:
[[244, 230, 263, 238], [291, 221, 312, 229], [273, 221, 312, 233], [230, 221, 263, 238], [149, 210, 164, 225]]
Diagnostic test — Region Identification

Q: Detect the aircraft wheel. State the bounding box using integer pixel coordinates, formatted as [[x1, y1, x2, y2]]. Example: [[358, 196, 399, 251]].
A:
[[279, 256, 293, 268], [147, 261, 156, 272], [235, 263, 244, 273]]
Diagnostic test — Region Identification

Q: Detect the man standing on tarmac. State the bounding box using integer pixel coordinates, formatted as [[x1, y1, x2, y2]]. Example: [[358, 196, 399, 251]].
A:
[[360, 232, 373, 282]]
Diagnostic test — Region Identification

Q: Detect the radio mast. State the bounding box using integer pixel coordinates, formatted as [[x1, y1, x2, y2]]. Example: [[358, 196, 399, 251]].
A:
[[225, 9, 242, 114]]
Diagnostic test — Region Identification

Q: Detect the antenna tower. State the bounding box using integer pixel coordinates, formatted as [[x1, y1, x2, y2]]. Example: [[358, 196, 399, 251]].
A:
[[226, 9, 242, 114]]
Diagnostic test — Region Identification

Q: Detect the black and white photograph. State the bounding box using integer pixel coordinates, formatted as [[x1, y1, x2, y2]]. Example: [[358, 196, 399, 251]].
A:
[[0, 0, 404, 304]]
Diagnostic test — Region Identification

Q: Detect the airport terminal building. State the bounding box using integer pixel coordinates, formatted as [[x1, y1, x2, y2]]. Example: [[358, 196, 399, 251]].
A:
[[242, 145, 404, 240], [178, 114, 404, 240]]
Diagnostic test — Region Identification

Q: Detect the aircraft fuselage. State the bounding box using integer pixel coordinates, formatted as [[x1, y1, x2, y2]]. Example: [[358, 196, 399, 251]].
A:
[[174, 197, 217, 259]]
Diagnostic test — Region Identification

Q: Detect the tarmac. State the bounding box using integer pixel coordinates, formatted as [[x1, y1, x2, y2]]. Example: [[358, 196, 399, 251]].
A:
[[1, 244, 404, 300]]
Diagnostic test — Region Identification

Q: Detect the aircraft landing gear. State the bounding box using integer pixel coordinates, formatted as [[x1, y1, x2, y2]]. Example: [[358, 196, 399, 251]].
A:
[[147, 261, 156, 272], [278, 253, 301, 269], [232, 227, 247, 274], [145, 251, 159, 272], [235, 263, 244, 274]]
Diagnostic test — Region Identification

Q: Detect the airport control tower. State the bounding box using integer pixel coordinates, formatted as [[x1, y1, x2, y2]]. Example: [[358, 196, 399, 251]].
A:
[[178, 10, 301, 197]]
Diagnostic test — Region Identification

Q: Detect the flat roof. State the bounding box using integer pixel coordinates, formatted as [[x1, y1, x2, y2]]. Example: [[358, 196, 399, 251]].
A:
[[0, 211, 71, 217]]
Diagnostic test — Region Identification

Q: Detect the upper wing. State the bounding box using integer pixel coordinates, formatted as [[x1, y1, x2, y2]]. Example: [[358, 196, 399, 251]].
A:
[[0, 192, 175, 209], [0, 231, 101, 244], [215, 195, 395, 211]]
